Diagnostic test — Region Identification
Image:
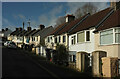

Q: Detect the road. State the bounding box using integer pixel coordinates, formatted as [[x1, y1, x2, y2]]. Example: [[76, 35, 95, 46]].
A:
[[2, 47, 92, 79]]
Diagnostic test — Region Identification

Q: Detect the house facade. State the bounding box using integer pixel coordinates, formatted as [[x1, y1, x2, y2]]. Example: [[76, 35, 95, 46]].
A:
[[94, 9, 120, 59], [68, 8, 114, 63]]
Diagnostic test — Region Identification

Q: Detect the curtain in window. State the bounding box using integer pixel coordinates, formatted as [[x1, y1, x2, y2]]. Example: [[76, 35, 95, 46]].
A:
[[77, 32, 85, 43]]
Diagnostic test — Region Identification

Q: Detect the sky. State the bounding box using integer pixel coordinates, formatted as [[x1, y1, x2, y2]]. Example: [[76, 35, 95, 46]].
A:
[[2, 2, 110, 31]]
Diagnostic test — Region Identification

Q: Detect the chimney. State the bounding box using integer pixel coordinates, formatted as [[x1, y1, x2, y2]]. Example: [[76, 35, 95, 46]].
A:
[[39, 24, 45, 30], [110, 0, 120, 10], [65, 14, 75, 23], [27, 27, 32, 31], [19, 27, 22, 31], [2, 29, 4, 32], [5, 28, 8, 31], [16, 28, 19, 31]]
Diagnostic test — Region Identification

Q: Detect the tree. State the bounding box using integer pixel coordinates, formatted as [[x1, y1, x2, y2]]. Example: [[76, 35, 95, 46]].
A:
[[74, 3, 98, 18]]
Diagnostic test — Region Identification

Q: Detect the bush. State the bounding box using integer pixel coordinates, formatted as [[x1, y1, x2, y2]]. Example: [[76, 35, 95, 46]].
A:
[[53, 44, 69, 66]]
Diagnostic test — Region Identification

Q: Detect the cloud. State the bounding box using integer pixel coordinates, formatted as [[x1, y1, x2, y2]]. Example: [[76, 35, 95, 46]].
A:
[[13, 14, 27, 21], [31, 5, 63, 28], [2, 18, 16, 30]]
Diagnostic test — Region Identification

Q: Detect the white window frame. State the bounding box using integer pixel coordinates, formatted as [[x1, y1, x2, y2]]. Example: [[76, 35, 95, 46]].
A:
[[99, 27, 120, 45], [71, 34, 76, 45], [85, 30, 91, 42], [114, 27, 120, 44]]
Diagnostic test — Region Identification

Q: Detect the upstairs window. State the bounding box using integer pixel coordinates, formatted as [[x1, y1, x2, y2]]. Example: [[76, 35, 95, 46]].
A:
[[77, 32, 85, 43], [32, 37, 35, 41], [63, 36, 66, 43], [100, 29, 113, 45], [71, 35, 76, 45], [86, 31, 90, 41], [115, 28, 120, 43], [47, 37, 50, 43], [55, 37, 57, 43], [59, 36, 61, 43]]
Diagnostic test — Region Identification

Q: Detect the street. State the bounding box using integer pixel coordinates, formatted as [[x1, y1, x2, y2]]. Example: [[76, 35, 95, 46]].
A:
[[2, 47, 92, 79]]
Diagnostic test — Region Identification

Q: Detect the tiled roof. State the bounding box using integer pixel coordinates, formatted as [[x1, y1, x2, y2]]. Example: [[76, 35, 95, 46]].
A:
[[24, 29, 36, 36], [95, 9, 120, 31], [55, 13, 90, 36], [48, 22, 68, 36], [29, 29, 41, 36], [16, 30, 26, 36], [34, 26, 54, 38], [18, 30, 27, 36], [69, 8, 113, 34]]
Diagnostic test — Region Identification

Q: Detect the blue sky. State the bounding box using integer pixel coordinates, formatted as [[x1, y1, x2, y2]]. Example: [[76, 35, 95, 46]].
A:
[[2, 2, 110, 30]]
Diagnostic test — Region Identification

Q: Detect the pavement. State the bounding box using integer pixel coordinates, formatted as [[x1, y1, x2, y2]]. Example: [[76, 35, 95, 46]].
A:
[[2, 47, 92, 79]]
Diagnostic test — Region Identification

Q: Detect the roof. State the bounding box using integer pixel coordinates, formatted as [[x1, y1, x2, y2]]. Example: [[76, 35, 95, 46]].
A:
[[28, 29, 41, 36], [10, 30, 22, 36], [95, 9, 120, 32], [48, 22, 68, 36], [18, 30, 27, 36], [69, 8, 113, 34], [16, 30, 26, 36], [55, 13, 90, 36], [33, 26, 54, 38], [24, 29, 36, 36]]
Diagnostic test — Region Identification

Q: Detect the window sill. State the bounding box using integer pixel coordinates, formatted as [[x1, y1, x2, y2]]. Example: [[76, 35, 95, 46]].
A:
[[99, 43, 120, 46]]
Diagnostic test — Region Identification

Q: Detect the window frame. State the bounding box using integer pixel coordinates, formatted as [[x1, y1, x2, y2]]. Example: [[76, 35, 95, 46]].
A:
[[99, 27, 120, 45], [85, 30, 90, 42], [114, 27, 120, 44], [63, 35, 66, 43], [77, 31, 85, 43], [71, 35, 76, 45]]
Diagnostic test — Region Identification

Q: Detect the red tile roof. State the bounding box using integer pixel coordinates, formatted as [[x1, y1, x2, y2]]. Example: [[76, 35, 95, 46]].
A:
[[95, 9, 120, 31], [69, 8, 113, 34]]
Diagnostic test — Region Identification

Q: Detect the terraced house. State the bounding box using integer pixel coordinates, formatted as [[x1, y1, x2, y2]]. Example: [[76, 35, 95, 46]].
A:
[[94, 9, 120, 59], [68, 8, 114, 63]]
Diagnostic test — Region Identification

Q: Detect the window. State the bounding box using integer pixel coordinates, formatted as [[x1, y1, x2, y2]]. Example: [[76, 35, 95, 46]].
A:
[[36, 37, 38, 41], [100, 29, 113, 45], [32, 37, 35, 41], [77, 32, 85, 43], [71, 35, 76, 45], [59, 36, 61, 43], [86, 31, 90, 41], [115, 28, 120, 43], [55, 37, 57, 43], [63, 36, 66, 43], [48, 37, 50, 43]]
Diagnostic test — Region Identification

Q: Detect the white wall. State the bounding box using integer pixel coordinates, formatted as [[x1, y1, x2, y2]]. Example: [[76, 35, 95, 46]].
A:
[[69, 28, 95, 53]]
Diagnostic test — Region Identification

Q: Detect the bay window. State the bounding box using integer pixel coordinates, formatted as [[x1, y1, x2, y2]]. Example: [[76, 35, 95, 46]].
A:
[[100, 29, 113, 45], [100, 28, 120, 45]]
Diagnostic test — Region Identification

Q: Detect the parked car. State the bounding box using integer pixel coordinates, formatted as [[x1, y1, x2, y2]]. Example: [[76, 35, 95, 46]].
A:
[[4, 41, 11, 46], [7, 42, 17, 48], [4, 41, 17, 48]]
